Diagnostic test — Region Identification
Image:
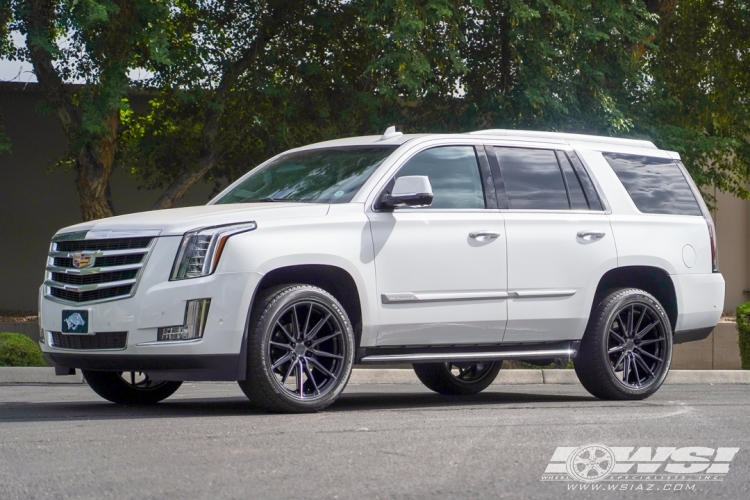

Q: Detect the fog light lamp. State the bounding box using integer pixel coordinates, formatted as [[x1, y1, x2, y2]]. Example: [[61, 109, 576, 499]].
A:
[[158, 299, 211, 341]]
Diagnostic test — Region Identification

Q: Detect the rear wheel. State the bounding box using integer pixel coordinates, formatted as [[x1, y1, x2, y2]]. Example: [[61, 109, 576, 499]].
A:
[[82, 370, 182, 405], [413, 361, 502, 395], [574, 288, 672, 400]]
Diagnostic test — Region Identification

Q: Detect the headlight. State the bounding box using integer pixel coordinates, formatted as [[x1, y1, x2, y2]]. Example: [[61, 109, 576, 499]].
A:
[[170, 222, 257, 280]]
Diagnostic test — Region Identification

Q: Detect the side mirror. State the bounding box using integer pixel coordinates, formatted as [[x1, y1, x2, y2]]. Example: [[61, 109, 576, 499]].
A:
[[379, 175, 434, 209]]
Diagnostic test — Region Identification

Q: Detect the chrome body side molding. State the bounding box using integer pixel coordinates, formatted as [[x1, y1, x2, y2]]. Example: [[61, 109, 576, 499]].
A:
[[381, 289, 576, 304]]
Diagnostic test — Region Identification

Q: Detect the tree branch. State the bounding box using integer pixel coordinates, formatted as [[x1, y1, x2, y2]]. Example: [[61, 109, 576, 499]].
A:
[[25, 0, 79, 139], [153, 1, 292, 209]]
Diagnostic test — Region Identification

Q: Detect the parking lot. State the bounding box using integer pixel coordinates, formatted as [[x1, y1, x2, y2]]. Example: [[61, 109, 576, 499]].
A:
[[1, 382, 749, 499]]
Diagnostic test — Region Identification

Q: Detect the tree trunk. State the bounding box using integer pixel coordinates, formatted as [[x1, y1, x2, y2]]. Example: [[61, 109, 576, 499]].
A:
[[75, 112, 118, 221]]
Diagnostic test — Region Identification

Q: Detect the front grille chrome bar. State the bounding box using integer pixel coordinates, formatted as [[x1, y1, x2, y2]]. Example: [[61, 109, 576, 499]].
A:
[[44, 230, 159, 305], [45, 264, 144, 275], [44, 278, 138, 292]]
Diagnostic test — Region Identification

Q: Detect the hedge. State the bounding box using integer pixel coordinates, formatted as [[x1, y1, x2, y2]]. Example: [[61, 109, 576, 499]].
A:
[[0, 332, 46, 367], [737, 303, 750, 370]]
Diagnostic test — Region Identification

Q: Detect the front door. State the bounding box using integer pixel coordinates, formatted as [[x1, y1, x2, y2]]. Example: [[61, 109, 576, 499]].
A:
[[368, 145, 508, 346], [488, 145, 618, 343]]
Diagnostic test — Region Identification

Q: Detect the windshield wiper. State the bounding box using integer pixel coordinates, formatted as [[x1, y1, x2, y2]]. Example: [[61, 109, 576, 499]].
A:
[[247, 197, 288, 203]]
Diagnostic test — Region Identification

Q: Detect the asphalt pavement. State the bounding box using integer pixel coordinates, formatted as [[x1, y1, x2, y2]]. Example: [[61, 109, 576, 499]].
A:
[[1, 382, 749, 499]]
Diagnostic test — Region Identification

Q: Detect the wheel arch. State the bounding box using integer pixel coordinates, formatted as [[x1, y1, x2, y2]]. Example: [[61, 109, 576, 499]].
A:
[[591, 266, 678, 331]]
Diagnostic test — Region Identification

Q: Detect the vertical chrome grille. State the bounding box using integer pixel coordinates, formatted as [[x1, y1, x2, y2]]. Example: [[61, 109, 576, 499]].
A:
[[45, 231, 159, 304]]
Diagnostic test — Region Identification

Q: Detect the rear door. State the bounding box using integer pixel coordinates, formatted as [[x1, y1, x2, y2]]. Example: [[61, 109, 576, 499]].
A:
[[487, 145, 618, 343]]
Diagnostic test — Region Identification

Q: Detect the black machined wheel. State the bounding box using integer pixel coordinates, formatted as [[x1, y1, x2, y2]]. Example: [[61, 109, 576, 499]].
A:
[[575, 288, 673, 400], [413, 361, 502, 395], [607, 302, 668, 390], [82, 370, 182, 405], [267, 300, 346, 400], [239, 285, 355, 413]]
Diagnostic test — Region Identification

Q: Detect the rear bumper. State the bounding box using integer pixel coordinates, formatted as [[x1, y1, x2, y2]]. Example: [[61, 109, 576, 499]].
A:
[[671, 273, 724, 333], [673, 326, 714, 344], [44, 352, 241, 381]]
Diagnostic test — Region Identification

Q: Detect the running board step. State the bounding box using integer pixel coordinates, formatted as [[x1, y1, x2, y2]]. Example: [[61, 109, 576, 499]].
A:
[[359, 348, 576, 364]]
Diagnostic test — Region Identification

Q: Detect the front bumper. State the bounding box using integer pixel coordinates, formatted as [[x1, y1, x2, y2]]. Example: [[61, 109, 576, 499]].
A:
[[40, 237, 262, 381]]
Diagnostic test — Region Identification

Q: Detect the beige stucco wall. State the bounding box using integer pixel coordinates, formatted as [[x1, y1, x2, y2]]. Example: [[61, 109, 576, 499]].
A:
[[713, 188, 750, 313]]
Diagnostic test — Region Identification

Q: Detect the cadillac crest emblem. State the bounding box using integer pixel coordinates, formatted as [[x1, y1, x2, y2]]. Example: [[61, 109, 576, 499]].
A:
[[72, 252, 94, 269]]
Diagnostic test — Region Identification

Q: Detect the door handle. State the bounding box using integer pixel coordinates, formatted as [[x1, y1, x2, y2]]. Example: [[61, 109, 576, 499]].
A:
[[469, 231, 501, 239], [577, 231, 606, 240]]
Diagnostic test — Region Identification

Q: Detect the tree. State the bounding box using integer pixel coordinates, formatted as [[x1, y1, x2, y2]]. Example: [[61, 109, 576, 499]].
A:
[[1, 0, 173, 220], [641, 0, 750, 204]]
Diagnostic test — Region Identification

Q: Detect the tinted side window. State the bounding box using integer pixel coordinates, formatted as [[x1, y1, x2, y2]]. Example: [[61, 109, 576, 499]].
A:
[[566, 151, 603, 210], [396, 146, 485, 209], [556, 151, 588, 210], [603, 153, 701, 216], [494, 147, 569, 210]]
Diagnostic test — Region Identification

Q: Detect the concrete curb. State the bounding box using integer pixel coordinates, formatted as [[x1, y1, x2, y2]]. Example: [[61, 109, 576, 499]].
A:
[[0, 367, 84, 384], [2, 367, 750, 385]]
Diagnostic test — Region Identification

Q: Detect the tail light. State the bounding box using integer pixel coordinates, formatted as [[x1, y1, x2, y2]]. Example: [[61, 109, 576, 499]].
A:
[[675, 160, 719, 272]]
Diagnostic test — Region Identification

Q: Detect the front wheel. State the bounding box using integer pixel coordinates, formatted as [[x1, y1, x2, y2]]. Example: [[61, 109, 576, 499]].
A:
[[574, 288, 673, 400], [239, 284, 355, 413], [82, 370, 182, 405], [413, 361, 502, 395]]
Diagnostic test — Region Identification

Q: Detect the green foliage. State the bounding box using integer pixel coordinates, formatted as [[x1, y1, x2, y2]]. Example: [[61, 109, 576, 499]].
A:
[[640, 0, 750, 206], [0, 332, 46, 367], [2, 1, 749, 211], [737, 303, 750, 370]]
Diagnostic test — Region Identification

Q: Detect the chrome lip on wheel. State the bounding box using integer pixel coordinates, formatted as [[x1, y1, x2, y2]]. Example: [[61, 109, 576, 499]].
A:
[[445, 362, 497, 383], [607, 303, 667, 389], [267, 300, 346, 400]]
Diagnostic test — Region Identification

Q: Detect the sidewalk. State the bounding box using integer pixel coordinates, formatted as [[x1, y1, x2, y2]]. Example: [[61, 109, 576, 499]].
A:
[[1, 367, 749, 385]]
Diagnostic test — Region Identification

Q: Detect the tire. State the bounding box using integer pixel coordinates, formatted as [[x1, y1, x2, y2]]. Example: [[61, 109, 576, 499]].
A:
[[238, 284, 355, 413], [82, 370, 182, 405], [574, 288, 673, 400], [412, 361, 502, 395]]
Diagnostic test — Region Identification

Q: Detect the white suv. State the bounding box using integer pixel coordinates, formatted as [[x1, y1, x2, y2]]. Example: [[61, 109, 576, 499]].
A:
[[39, 128, 724, 413]]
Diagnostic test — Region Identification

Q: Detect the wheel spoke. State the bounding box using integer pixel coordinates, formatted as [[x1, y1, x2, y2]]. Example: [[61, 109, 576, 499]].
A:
[[308, 357, 337, 380], [296, 360, 304, 397], [623, 355, 630, 382], [638, 338, 663, 347], [303, 361, 320, 395], [635, 346, 663, 363], [302, 303, 313, 340], [635, 321, 658, 339], [271, 352, 294, 370], [276, 321, 295, 343], [634, 306, 646, 336], [613, 352, 626, 370], [608, 344, 625, 354], [633, 352, 655, 377], [304, 312, 332, 342], [631, 354, 641, 386], [270, 341, 293, 351], [292, 305, 301, 340], [609, 329, 626, 345], [617, 313, 628, 336], [309, 330, 342, 347], [309, 349, 343, 360], [281, 358, 297, 384], [627, 305, 635, 336]]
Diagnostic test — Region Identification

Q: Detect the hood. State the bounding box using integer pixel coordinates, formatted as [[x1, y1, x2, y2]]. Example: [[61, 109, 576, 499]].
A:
[[55, 203, 330, 238]]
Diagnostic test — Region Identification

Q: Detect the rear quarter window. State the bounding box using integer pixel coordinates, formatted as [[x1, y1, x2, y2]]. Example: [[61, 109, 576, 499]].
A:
[[602, 153, 702, 216]]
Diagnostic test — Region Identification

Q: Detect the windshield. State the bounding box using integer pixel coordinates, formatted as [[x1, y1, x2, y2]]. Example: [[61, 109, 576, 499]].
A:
[[214, 146, 398, 204]]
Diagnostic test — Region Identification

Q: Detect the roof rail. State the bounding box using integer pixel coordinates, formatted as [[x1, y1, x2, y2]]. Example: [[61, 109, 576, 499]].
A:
[[469, 129, 657, 149]]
